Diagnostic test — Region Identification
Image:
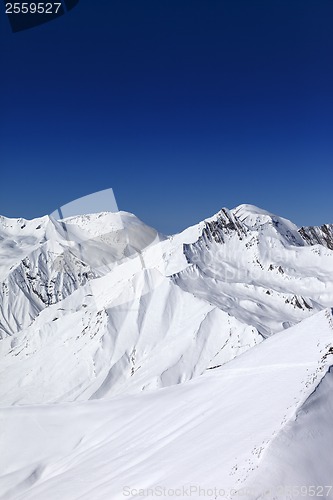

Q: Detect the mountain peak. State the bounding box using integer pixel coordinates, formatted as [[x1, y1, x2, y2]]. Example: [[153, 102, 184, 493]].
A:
[[232, 204, 296, 229], [1, 203, 333, 498], [233, 203, 274, 218]]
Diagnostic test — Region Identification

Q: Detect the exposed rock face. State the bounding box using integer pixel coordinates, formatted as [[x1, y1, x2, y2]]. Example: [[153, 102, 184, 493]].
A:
[[299, 224, 333, 250], [202, 208, 248, 243], [171, 205, 333, 337], [182, 208, 247, 264]]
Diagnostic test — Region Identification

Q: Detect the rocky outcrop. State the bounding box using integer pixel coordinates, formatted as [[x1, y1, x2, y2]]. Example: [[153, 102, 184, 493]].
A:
[[299, 224, 333, 250]]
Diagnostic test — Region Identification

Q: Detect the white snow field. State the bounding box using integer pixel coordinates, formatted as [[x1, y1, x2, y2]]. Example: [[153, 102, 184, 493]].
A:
[[0, 204, 333, 499]]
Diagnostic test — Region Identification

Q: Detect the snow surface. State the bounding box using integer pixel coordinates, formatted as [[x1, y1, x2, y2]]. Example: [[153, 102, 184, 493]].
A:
[[1, 309, 333, 499], [1, 204, 333, 499]]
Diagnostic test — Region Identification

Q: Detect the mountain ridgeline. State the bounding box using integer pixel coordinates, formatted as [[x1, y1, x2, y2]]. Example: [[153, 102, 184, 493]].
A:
[[1, 204, 333, 499]]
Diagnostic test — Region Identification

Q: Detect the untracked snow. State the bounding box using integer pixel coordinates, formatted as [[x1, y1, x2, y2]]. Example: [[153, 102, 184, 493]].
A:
[[0, 204, 333, 499], [0, 309, 333, 499]]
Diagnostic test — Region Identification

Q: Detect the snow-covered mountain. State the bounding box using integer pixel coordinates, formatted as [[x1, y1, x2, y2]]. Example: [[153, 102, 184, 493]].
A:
[[0, 204, 333, 499], [0, 212, 163, 339], [173, 205, 333, 336]]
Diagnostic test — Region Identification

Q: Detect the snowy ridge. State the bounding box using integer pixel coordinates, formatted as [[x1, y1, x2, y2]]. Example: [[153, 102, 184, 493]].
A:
[[0, 309, 332, 499], [0, 266, 261, 405], [1, 204, 333, 499]]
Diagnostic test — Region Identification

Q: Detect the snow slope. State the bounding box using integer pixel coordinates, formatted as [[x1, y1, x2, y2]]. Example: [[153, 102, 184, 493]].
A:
[[0, 309, 332, 500], [0, 264, 261, 405], [1, 204, 333, 500]]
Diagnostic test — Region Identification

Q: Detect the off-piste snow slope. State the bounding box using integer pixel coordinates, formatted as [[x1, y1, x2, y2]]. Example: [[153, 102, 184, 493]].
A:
[[0, 309, 333, 499], [0, 204, 333, 499]]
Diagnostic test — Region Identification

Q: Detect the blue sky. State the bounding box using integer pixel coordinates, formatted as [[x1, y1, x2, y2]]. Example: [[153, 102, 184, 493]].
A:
[[1, 1, 332, 234]]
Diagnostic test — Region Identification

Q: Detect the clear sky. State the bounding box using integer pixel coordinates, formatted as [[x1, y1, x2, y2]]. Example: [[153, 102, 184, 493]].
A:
[[1, 1, 332, 234]]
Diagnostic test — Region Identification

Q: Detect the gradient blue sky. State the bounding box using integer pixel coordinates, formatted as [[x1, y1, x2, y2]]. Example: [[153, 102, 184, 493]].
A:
[[1, 1, 332, 234]]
